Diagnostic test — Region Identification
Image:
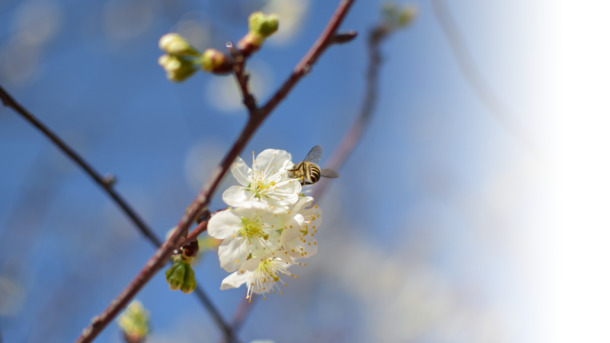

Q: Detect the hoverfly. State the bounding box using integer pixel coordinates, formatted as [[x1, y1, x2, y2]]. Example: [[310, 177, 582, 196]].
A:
[[288, 145, 339, 185]]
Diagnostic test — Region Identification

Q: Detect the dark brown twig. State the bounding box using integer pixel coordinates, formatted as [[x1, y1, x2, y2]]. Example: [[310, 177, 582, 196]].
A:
[[0, 85, 162, 247], [75, 1, 355, 342], [429, 0, 536, 151], [227, 42, 258, 114]]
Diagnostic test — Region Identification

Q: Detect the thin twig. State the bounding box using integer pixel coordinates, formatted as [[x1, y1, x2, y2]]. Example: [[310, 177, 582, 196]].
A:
[[0, 85, 162, 247], [0, 85, 230, 339], [75, 1, 355, 342], [429, 0, 536, 152], [227, 42, 258, 114], [312, 23, 389, 200], [259, 0, 356, 116]]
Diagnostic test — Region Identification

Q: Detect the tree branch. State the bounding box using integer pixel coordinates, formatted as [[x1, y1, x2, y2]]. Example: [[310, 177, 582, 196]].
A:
[[429, 0, 536, 152], [0, 85, 162, 247], [312, 23, 389, 200], [75, 0, 356, 342], [0, 85, 231, 341]]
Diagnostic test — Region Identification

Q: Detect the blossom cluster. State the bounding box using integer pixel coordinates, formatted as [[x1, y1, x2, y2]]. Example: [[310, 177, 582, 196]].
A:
[[208, 149, 322, 300]]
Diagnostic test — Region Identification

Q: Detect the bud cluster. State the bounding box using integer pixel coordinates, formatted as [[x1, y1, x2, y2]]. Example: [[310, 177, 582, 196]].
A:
[[158, 11, 279, 82], [157, 33, 232, 82], [164, 240, 199, 294]]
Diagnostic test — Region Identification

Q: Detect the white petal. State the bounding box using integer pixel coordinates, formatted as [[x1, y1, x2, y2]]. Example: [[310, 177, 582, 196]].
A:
[[208, 210, 241, 239], [230, 156, 252, 186], [220, 270, 250, 290], [265, 179, 301, 205], [218, 236, 250, 272], [222, 185, 250, 207], [281, 227, 318, 259], [254, 149, 292, 178]]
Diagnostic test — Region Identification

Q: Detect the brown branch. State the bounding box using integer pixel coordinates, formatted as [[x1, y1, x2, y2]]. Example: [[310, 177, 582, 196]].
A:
[[227, 42, 258, 114], [0, 85, 231, 339], [259, 0, 356, 116], [0, 85, 162, 247], [428, 0, 537, 152], [75, 1, 355, 342]]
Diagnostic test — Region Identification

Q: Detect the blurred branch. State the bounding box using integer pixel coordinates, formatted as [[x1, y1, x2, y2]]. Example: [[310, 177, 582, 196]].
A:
[[429, 0, 536, 151], [0, 85, 163, 248], [312, 21, 393, 200], [75, 1, 355, 342]]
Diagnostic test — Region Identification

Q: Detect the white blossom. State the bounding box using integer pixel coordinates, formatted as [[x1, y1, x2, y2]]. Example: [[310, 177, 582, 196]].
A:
[[208, 207, 283, 272], [222, 149, 301, 209], [220, 256, 296, 300], [212, 148, 328, 299]]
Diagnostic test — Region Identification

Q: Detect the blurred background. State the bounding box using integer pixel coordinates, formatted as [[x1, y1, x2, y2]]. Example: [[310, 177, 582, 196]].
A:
[[0, 0, 556, 342]]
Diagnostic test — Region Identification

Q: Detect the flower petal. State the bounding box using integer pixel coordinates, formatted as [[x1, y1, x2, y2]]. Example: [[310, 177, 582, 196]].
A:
[[264, 179, 301, 206], [222, 185, 250, 207], [218, 236, 250, 272], [254, 149, 292, 178], [220, 270, 250, 290], [208, 210, 241, 239], [230, 156, 252, 186]]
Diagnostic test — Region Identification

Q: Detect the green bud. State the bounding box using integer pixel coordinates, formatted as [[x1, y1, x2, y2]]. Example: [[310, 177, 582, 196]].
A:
[[158, 54, 198, 82], [159, 33, 200, 56], [117, 300, 149, 343], [396, 7, 417, 27], [381, 3, 417, 30], [201, 49, 233, 74], [248, 12, 279, 38], [181, 263, 197, 294], [165, 262, 186, 291], [165, 259, 197, 293]]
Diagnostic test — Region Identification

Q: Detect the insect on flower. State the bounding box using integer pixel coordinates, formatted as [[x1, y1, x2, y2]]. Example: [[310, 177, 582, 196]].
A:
[[288, 145, 339, 185]]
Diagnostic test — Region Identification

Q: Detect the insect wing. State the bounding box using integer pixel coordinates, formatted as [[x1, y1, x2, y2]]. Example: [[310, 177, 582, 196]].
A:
[[303, 145, 322, 163], [321, 168, 339, 178]]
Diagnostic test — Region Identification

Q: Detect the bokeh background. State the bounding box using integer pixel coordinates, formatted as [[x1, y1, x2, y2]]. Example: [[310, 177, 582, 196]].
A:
[[0, 0, 552, 342]]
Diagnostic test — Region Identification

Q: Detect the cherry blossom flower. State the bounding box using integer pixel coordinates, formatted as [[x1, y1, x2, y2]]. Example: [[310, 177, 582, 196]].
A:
[[208, 207, 283, 272], [222, 149, 301, 209]]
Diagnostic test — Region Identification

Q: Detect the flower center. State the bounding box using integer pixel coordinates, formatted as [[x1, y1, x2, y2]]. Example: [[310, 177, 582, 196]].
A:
[[248, 179, 276, 199], [239, 217, 269, 240]]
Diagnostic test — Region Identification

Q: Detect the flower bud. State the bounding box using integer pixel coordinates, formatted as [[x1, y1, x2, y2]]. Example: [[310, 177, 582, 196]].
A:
[[396, 7, 417, 27], [248, 12, 279, 38], [165, 259, 197, 293], [159, 33, 199, 56], [201, 49, 233, 74], [237, 32, 265, 56], [181, 263, 197, 294], [165, 261, 186, 291], [158, 54, 198, 82], [382, 3, 417, 30], [117, 300, 149, 343]]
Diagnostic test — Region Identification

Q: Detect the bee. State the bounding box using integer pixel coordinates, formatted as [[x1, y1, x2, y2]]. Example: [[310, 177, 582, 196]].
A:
[[288, 145, 339, 185]]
